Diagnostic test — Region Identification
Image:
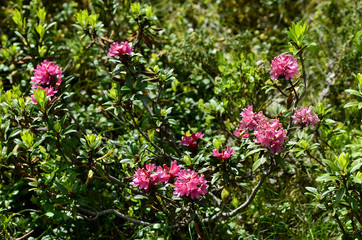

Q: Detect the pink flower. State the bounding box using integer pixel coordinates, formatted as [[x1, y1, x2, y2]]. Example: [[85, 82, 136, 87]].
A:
[[108, 41, 133, 57], [212, 147, 235, 160], [133, 163, 167, 191], [254, 119, 287, 154], [31, 60, 63, 86], [292, 106, 320, 127], [270, 54, 300, 80], [193, 132, 204, 140], [163, 160, 181, 181], [233, 128, 243, 137], [180, 136, 195, 148], [242, 133, 250, 138], [30, 60, 63, 105], [173, 169, 208, 199], [239, 105, 266, 131], [181, 131, 204, 149], [234, 106, 266, 137], [156, 166, 170, 184], [234, 105, 288, 154]]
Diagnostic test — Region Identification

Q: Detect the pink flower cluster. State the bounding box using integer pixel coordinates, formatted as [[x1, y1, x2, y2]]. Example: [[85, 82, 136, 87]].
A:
[[234, 106, 265, 134], [234, 105, 287, 154], [173, 169, 208, 200], [212, 147, 235, 160], [254, 119, 288, 154], [108, 41, 133, 57], [133, 163, 169, 191], [270, 53, 300, 80], [133, 161, 208, 199], [181, 131, 204, 150], [31, 60, 63, 104], [292, 106, 320, 127]]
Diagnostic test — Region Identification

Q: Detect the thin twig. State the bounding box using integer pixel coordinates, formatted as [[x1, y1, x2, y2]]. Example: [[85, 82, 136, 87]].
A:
[[76, 207, 152, 225], [15, 230, 34, 240], [274, 83, 288, 97], [333, 207, 349, 237], [92, 166, 143, 195], [288, 51, 308, 129], [202, 165, 273, 223], [288, 78, 299, 102]]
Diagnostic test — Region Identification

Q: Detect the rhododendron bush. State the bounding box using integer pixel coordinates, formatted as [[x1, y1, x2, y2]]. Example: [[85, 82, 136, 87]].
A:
[[0, 1, 361, 239]]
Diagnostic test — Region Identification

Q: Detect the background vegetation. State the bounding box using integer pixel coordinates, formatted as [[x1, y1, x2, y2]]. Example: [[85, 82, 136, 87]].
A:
[[0, 0, 361, 239]]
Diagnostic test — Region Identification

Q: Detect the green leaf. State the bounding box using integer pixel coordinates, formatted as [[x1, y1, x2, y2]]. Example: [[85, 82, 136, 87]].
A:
[[14, 31, 26, 43], [323, 159, 340, 172], [245, 148, 266, 158], [351, 175, 362, 184], [38, 45, 47, 57], [45, 22, 57, 31], [130, 2, 141, 15], [28, 181, 37, 187], [12, 9, 23, 29], [252, 157, 266, 171], [120, 159, 133, 164], [33, 87, 47, 110], [121, 86, 132, 93], [152, 223, 161, 229], [344, 102, 359, 108], [54, 181, 68, 195], [35, 24, 45, 40], [21, 131, 34, 148], [75, 10, 89, 27], [167, 119, 177, 126], [14, 138, 26, 149], [9, 129, 22, 138], [275, 155, 286, 170], [348, 197, 359, 212], [133, 195, 147, 200], [37, 7, 46, 23], [211, 172, 221, 185], [45, 212, 54, 218], [350, 160, 362, 173], [305, 187, 318, 195], [335, 187, 345, 203], [345, 89, 362, 97], [316, 174, 339, 182], [337, 152, 350, 172], [88, 13, 99, 28], [64, 129, 77, 135], [184, 155, 192, 166], [221, 188, 230, 202], [212, 139, 222, 151]]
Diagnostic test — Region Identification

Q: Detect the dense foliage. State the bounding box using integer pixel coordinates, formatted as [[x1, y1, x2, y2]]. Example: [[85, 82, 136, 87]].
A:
[[0, 0, 361, 239]]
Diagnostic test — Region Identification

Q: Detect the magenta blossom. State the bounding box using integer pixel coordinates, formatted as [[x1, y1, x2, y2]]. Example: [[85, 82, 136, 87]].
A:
[[234, 105, 288, 154], [212, 147, 235, 160], [31, 60, 63, 86], [254, 119, 287, 154], [108, 41, 133, 57], [242, 133, 250, 138], [181, 131, 204, 149], [234, 106, 266, 135], [270, 53, 300, 80], [173, 169, 208, 200], [133, 163, 168, 191], [292, 106, 320, 127], [30, 60, 62, 105], [163, 160, 181, 181]]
